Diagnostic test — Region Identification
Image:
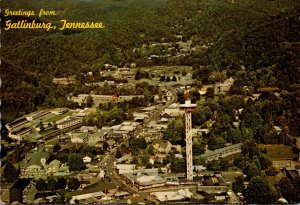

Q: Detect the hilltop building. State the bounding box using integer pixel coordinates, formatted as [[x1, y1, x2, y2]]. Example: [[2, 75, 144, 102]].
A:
[[214, 77, 235, 95]]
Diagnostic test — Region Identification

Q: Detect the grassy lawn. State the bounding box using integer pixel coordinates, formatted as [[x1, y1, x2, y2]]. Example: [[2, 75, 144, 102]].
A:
[[44, 111, 75, 123], [260, 144, 295, 160]]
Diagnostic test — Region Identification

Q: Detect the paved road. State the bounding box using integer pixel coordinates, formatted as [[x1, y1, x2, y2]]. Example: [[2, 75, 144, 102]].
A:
[[101, 86, 178, 204], [101, 143, 160, 203]]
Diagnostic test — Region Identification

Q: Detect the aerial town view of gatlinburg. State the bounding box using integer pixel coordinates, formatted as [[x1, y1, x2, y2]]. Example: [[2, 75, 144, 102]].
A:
[[1, 0, 300, 204]]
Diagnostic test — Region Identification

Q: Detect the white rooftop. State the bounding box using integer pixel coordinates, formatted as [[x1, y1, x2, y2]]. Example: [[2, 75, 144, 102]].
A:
[[168, 103, 180, 109], [119, 125, 135, 131], [180, 100, 197, 108], [151, 189, 193, 202]]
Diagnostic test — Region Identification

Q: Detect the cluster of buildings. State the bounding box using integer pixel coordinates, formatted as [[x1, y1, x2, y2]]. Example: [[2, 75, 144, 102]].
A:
[[4, 70, 258, 205], [68, 182, 153, 204], [59, 121, 142, 152], [198, 77, 235, 96], [68, 126, 108, 145], [113, 67, 136, 80], [54, 66, 138, 84], [69, 94, 144, 106], [70, 189, 132, 204], [5, 108, 84, 142], [150, 189, 193, 202], [52, 76, 76, 85], [144, 39, 194, 60], [6, 109, 54, 141], [115, 165, 181, 191], [5, 104, 147, 144], [21, 151, 70, 179]]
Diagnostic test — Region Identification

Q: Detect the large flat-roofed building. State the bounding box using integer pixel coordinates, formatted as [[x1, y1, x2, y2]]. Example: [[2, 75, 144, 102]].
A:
[[116, 164, 136, 174], [80, 126, 97, 133], [114, 68, 136, 79], [122, 171, 166, 190], [69, 128, 107, 145], [70, 133, 89, 144], [26, 110, 51, 121], [116, 166, 166, 189], [9, 127, 32, 141], [201, 143, 242, 162], [117, 95, 144, 101], [52, 76, 76, 85], [69, 94, 144, 106], [6, 117, 29, 132], [57, 118, 82, 129], [150, 189, 193, 202]]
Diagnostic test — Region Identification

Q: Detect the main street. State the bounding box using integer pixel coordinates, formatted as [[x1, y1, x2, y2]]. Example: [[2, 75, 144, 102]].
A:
[[101, 85, 178, 204]]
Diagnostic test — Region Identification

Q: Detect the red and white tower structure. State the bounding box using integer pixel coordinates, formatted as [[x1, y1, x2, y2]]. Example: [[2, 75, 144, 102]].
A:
[[180, 93, 196, 181]]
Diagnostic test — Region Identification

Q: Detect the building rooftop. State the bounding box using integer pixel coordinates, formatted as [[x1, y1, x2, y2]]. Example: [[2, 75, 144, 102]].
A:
[[111, 125, 122, 130], [116, 164, 136, 170], [69, 180, 117, 197], [201, 143, 243, 158], [6, 117, 28, 128], [71, 132, 89, 139], [142, 106, 157, 111], [180, 100, 197, 109], [58, 117, 82, 125], [119, 125, 135, 132], [123, 172, 165, 186], [117, 154, 133, 163], [168, 103, 180, 109], [136, 175, 165, 185], [158, 118, 170, 123], [152, 139, 172, 149], [114, 191, 130, 197], [151, 188, 193, 202], [80, 126, 96, 132]]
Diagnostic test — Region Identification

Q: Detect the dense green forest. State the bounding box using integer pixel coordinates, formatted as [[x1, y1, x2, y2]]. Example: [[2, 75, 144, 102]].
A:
[[1, 0, 299, 123]]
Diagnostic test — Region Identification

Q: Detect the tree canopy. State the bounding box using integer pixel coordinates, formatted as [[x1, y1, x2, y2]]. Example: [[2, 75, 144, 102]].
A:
[[68, 154, 86, 172], [68, 177, 80, 190], [246, 176, 277, 204], [163, 118, 185, 145], [2, 162, 19, 183]]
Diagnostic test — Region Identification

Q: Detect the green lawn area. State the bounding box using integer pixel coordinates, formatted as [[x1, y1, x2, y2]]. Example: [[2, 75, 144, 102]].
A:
[[44, 111, 75, 123], [261, 144, 295, 160]]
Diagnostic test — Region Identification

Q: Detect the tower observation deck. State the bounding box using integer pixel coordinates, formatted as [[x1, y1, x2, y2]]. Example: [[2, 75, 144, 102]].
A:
[[180, 100, 196, 181]]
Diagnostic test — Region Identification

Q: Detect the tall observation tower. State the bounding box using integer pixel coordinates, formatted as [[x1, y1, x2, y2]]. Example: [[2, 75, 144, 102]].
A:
[[180, 91, 197, 181]]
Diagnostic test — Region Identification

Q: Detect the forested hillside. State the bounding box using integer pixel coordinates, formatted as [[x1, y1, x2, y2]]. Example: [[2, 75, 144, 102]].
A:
[[1, 0, 299, 122]]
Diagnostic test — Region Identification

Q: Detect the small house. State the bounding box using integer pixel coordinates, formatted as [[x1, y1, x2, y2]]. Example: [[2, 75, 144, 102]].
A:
[[83, 156, 92, 163]]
